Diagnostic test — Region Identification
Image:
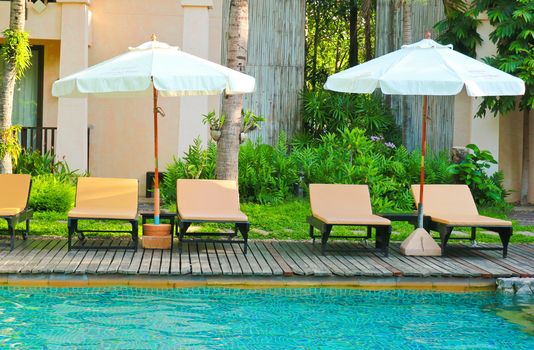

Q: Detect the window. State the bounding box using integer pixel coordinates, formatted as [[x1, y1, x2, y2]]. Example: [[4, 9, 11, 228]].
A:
[[0, 46, 44, 128]]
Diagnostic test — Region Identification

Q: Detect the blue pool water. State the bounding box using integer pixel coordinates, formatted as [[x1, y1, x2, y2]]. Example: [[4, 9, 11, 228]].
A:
[[0, 287, 532, 349]]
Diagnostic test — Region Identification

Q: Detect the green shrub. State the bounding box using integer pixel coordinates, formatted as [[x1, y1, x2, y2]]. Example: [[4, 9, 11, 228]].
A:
[[30, 174, 75, 213], [15, 149, 80, 183], [161, 138, 217, 203], [448, 144, 509, 207], [301, 88, 401, 144], [239, 135, 299, 203], [161, 128, 461, 211]]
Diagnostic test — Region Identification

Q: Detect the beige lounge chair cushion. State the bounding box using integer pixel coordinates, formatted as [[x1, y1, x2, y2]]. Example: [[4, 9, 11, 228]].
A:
[[176, 179, 247, 222], [68, 177, 138, 220], [310, 184, 390, 226], [0, 174, 31, 217], [411, 184, 511, 226]]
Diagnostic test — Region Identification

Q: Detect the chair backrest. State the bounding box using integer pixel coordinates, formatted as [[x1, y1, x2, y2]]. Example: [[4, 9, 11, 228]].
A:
[[411, 184, 478, 216], [0, 174, 31, 210], [176, 179, 241, 216], [310, 184, 373, 217], [75, 177, 138, 212]]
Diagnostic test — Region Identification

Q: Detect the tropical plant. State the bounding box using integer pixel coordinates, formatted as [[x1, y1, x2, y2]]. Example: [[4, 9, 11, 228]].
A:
[[202, 111, 225, 130], [0, 125, 21, 168], [0, 0, 30, 173], [161, 138, 217, 203], [301, 88, 401, 143], [241, 110, 265, 133], [217, 0, 249, 180], [448, 144, 508, 206], [14, 149, 79, 183]]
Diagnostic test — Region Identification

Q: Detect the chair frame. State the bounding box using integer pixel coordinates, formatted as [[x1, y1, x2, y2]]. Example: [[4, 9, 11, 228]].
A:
[[0, 180, 33, 251], [176, 218, 250, 255], [307, 215, 391, 256], [67, 178, 139, 251], [429, 221, 512, 258]]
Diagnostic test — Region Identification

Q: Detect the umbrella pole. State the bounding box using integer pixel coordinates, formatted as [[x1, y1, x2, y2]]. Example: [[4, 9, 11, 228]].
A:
[[417, 95, 428, 228], [153, 85, 160, 225], [400, 94, 440, 256]]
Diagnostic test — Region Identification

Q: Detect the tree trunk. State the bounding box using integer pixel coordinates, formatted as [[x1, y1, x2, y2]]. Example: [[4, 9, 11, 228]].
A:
[[311, 0, 320, 88], [520, 109, 530, 205], [216, 0, 248, 180], [348, 0, 359, 67], [363, 0, 372, 61], [0, 0, 26, 174], [402, 0, 412, 45]]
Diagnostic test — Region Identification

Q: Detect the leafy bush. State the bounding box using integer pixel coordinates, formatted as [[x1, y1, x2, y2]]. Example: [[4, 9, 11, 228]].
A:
[[15, 149, 80, 183], [301, 88, 401, 144], [29, 174, 75, 213], [449, 144, 509, 207], [239, 135, 299, 203], [161, 138, 217, 203]]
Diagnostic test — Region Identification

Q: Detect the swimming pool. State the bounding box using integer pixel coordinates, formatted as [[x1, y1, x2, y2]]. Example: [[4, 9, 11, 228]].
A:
[[0, 287, 532, 349]]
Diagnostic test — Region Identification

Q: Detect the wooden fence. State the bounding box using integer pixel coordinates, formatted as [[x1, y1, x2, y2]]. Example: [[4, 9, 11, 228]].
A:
[[376, 0, 455, 154], [222, 0, 306, 145]]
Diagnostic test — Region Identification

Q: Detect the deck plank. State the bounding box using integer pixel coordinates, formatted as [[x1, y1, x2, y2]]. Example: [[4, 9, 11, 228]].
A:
[[248, 242, 280, 276], [0, 238, 532, 279], [205, 243, 222, 275]]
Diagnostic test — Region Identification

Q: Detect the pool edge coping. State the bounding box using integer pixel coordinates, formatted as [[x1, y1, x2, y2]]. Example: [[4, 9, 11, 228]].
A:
[[0, 274, 497, 291]]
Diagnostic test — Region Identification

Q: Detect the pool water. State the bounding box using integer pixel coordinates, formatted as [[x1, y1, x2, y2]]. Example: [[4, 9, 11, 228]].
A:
[[0, 287, 532, 349]]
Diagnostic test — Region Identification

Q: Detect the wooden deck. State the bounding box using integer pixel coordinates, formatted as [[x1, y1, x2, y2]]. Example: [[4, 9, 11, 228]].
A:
[[0, 238, 532, 279]]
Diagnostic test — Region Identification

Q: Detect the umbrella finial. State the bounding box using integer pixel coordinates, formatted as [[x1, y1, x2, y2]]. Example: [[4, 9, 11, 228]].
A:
[[151, 34, 157, 41], [425, 31, 431, 39]]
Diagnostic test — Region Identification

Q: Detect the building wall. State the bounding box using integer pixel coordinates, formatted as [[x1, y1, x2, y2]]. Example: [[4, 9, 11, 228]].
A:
[[2, 0, 223, 193]]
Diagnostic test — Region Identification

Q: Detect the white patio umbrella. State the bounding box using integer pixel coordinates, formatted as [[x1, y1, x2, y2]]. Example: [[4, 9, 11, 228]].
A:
[[325, 35, 524, 256], [52, 37, 255, 226]]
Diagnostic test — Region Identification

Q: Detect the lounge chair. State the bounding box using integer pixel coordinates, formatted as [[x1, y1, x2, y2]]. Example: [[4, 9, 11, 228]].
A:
[[68, 177, 139, 250], [411, 184, 512, 258], [0, 174, 33, 251], [307, 184, 391, 256], [176, 179, 250, 254]]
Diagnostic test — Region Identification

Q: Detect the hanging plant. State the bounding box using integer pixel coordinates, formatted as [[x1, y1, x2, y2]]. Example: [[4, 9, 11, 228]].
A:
[[1, 28, 32, 79]]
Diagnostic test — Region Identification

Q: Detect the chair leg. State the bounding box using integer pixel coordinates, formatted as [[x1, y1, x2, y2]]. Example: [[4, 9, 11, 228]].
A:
[[309, 224, 315, 243], [8, 219, 14, 252], [321, 225, 332, 255], [437, 224, 452, 256], [237, 223, 250, 255], [67, 218, 76, 251], [24, 218, 30, 240], [375, 226, 391, 257], [131, 220, 139, 249], [497, 228, 512, 258], [470, 227, 477, 247]]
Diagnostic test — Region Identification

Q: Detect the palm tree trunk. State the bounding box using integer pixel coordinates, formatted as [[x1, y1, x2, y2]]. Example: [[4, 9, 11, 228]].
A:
[[520, 109, 530, 205], [348, 0, 358, 67], [363, 0, 373, 61], [216, 0, 248, 180], [0, 0, 26, 174]]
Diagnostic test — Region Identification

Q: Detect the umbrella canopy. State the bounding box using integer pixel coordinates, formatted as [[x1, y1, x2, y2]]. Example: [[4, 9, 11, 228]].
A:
[[325, 38, 525, 97], [324, 37, 525, 256], [52, 38, 255, 226], [53, 40, 255, 98]]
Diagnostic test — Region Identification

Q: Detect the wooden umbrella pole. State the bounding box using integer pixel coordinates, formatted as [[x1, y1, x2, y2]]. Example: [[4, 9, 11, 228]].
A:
[[417, 95, 428, 228], [153, 85, 160, 225]]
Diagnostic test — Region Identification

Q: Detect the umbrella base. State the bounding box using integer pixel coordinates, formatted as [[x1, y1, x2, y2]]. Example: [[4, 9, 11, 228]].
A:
[[400, 228, 441, 256]]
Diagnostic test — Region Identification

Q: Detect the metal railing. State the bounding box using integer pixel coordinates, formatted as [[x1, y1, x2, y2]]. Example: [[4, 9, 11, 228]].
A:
[[19, 126, 91, 170]]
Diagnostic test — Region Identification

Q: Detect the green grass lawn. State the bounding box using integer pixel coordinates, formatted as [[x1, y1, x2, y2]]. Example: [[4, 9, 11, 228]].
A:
[[2, 199, 533, 244]]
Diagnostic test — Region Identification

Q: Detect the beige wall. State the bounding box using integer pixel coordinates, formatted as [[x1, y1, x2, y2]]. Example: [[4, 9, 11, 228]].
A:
[[452, 14, 532, 204], [2, 0, 224, 192]]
